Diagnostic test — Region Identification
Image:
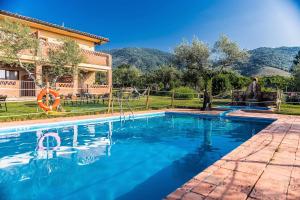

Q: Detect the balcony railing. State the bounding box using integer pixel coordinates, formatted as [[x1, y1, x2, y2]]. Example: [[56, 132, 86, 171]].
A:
[[20, 41, 111, 67]]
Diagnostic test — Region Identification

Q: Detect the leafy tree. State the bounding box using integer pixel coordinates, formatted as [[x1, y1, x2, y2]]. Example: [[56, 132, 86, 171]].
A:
[[212, 74, 231, 95], [174, 35, 249, 110], [174, 38, 210, 107], [113, 64, 141, 87], [47, 39, 84, 87], [291, 50, 300, 90], [259, 76, 292, 91], [150, 65, 182, 90], [213, 35, 249, 70], [0, 19, 40, 86], [227, 71, 251, 90]]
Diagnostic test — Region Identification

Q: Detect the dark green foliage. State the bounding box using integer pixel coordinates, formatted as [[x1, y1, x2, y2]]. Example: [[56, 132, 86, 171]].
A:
[[141, 65, 182, 90], [292, 50, 300, 67], [172, 87, 197, 99], [258, 76, 293, 91], [212, 74, 231, 95], [113, 64, 141, 87], [227, 72, 251, 90]]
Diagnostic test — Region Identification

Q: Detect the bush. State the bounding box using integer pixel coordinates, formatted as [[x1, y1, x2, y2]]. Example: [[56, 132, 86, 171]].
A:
[[172, 87, 197, 99], [212, 74, 231, 95]]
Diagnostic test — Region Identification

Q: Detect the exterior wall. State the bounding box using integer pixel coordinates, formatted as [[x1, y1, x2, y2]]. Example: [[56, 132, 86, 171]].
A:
[[0, 65, 26, 98], [36, 29, 95, 51], [0, 80, 20, 98]]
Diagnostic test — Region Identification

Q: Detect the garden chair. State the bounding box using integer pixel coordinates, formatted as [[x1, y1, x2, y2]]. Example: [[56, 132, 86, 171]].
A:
[[63, 94, 73, 106], [0, 95, 8, 112]]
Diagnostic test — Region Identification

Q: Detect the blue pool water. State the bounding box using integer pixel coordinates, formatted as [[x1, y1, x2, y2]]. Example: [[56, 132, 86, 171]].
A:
[[218, 105, 271, 111], [0, 112, 273, 200]]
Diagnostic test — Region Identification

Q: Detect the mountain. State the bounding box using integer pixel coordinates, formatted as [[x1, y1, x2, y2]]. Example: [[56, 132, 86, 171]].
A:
[[235, 47, 300, 77], [105, 47, 300, 76], [104, 48, 173, 71]]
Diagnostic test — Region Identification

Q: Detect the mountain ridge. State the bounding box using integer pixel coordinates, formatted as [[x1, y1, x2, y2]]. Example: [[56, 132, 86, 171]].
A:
[[104, 46, 300, 76]]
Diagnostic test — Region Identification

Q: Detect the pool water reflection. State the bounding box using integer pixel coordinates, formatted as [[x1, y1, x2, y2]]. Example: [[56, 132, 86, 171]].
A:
[[0, 113, 272, 200]]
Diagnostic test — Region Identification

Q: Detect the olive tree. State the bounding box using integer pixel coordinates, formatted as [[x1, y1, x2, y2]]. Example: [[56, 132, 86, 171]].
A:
[[0, 19, 41, 86], [113, 64, 141, 87], [291, 50, 300, 91], [47, 39, 84, 88], [174, 35, 249, 110]]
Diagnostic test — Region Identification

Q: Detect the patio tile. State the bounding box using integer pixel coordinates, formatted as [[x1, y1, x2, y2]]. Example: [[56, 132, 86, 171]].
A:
[[194, 171, 211, 181], [250, 171, 290, 200], [191, 182, 217, 196], [287, 178, 300, 200], [265, 164, 293, 177], [221, 161, 266, 176], [206, 184, 248, 200], [203, 168, 233, 185], [181, 192, 206, 200], [166, 188, 186, 200], [182, 179, 202, 191]]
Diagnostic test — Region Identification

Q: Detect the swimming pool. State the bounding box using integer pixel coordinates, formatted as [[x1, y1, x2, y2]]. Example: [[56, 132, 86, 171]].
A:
[[0, 112, 274, 200]]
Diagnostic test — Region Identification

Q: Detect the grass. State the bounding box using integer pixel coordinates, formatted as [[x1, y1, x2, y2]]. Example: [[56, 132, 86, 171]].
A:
[[276, 103, 300, 115], [0, 95, 299, 122]]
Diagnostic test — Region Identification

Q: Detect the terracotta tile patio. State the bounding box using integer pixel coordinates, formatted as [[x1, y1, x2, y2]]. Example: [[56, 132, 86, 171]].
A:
[[166, 110, 300, 200]]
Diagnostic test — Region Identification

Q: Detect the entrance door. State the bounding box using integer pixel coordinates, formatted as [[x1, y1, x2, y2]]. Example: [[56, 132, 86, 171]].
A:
[[20, 75, 36, 96]]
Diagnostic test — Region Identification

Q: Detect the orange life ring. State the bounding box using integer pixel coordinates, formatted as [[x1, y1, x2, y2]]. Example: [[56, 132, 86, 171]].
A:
[[37, 88, 60, 111]]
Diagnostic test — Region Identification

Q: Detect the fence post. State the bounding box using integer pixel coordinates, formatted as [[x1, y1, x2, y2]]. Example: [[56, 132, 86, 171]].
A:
[[171, 90, 175, 108], [107, 86, 113, 114], [145, 87, 150, 109], [276, 89, 282, 111]]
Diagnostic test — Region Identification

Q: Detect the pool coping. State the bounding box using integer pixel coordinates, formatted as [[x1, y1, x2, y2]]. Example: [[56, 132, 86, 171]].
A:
[[166, 110, 300, 200]]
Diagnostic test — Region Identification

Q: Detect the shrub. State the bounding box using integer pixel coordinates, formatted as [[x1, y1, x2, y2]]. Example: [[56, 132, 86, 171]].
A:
[[172, 87, 197, 99], [212, 74, 231, 95]]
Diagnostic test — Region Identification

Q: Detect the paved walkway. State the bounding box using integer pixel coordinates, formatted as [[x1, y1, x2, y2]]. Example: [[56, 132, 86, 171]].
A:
[[166, 110, 300, 200]]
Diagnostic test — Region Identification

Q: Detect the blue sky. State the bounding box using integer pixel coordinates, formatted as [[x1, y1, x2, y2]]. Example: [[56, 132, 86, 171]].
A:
[[1, 0, 300, 51]]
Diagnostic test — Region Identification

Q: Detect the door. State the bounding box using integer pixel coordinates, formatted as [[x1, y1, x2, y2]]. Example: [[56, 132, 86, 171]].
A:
[[20, 75, 36, 96]]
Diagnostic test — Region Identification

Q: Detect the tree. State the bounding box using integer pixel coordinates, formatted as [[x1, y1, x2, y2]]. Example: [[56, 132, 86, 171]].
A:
[[150, 65, 182, 90], [212, 35, 249, 70], [174, 35, 249, 110], [291, 50, 300, 91], [212, 73, 231, 95], [47, 39, 84, 88], [113, 64, 141, 87], [0, 19, 40, 86], [292, 50, 300, 69]]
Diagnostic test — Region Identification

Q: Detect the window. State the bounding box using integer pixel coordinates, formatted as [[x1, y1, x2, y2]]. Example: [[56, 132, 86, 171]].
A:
[[0, 70, 19, 80], [0, 70, 5, 79], [6, 70, 19, 80]]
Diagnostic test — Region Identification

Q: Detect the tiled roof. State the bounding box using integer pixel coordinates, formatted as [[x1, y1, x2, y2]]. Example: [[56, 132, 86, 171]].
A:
[[0, 10, 109, 43]]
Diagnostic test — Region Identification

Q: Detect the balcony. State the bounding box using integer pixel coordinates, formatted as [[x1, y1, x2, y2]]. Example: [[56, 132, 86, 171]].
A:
[[20, 41, 111, 68]]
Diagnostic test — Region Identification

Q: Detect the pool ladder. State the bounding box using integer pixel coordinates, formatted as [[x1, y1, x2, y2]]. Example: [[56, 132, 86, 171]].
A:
[[117, 96, 134, 122]]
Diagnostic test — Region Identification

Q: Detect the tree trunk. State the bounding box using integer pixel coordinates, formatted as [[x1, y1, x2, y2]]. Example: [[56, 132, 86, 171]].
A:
[[202, 78, 212, 110], [17, 58, 43, 88]]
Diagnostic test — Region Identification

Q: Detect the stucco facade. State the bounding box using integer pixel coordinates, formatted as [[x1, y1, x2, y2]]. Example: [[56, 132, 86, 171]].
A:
[[0, 10, 112, 98]]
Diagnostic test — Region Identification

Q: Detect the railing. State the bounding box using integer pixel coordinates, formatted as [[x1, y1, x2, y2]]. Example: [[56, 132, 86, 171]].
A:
[[19, 41, 111, 66], [41, 42, 110, 66]]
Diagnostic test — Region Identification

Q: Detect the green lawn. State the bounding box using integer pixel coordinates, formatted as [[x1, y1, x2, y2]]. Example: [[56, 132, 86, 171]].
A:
[[0, 96, 299, 122], [276, 103, 300, 115]]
